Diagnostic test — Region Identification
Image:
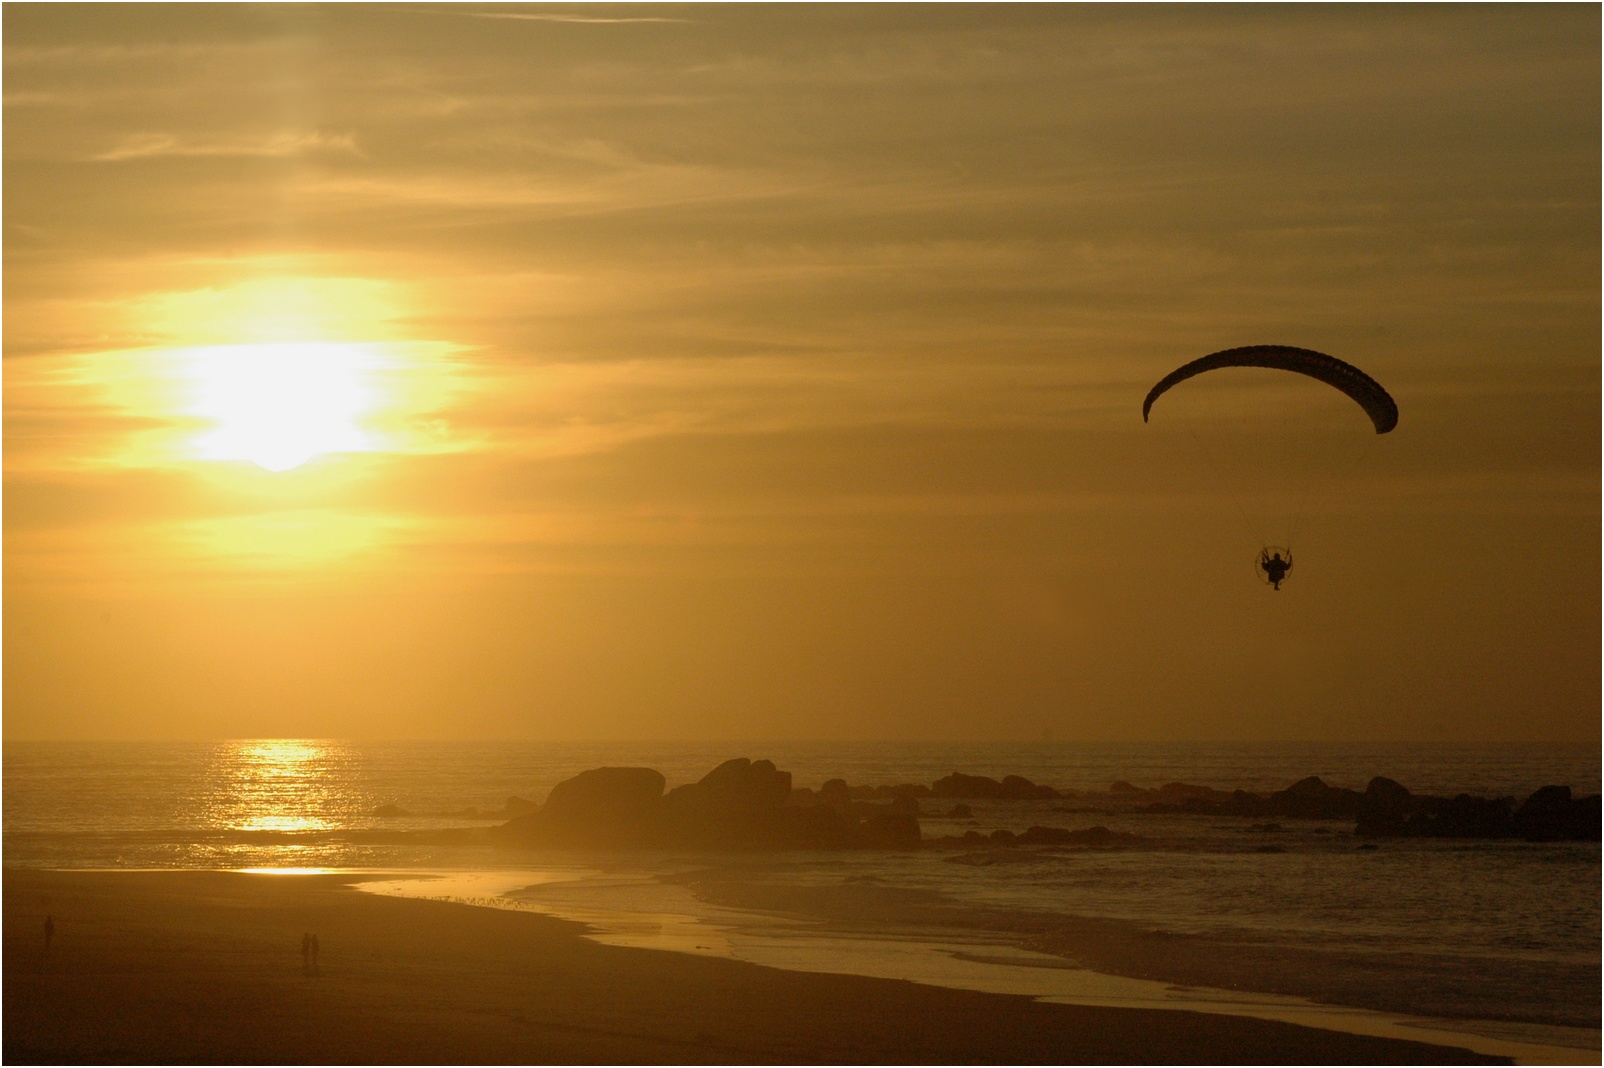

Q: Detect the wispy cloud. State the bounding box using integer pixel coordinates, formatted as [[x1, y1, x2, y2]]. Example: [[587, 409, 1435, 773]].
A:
[[92, 130, 359, 162], [467, 13, 691, 25]]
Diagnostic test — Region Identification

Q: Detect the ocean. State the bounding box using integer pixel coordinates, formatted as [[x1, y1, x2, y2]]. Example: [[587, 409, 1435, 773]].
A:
[[5, 739, 1599, 1062]]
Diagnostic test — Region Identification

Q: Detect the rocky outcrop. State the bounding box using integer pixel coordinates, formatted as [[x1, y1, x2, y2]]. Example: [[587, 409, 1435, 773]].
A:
[[663, 758, 792, 848], [1514, 786, 1602, 841], [1357, 778, 1600, 840], [1268, 776, 1363, 820], [495, 759, 922, 851], [931, 772, 1060, 800], [495, 766, 666, 847]]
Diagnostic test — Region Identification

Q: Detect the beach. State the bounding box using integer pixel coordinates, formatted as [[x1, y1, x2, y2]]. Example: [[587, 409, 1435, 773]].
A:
[[3, 869, 1503, 1065]]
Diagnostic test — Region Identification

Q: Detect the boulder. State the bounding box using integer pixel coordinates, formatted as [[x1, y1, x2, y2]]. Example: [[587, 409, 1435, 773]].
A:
[[1513, 785, 1602, 841], [664, 758, 792, 847], [818, 778, 851, 804], [1157, 782, 1218, 800], [1268, 776, 1362, 820], [505, 766, 665, 846], [932, 772, 1006, 799], [1354, 778, 1596, 840], [495, 758, 923, 851], [932, 772, 1059, 800], [1356, 776, 1414, 836], [1140, 787, 1270, 817], [875, 783, 933, 800], [1000, 775, 1060, 800]]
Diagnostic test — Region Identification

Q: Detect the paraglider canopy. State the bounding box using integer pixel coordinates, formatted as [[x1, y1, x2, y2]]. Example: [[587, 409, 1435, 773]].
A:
[[1141, 345, 1398, 434]]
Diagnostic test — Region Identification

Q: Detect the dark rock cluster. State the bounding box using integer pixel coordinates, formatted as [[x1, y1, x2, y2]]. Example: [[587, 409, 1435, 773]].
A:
[[1129, 773, 1598, 840], [930, 772, 1066, 800], [492, 758, 921, 851], [1130, 776, 1361, 819], [1356, 778, 1600, 841], [491, 760, 1599, 852]]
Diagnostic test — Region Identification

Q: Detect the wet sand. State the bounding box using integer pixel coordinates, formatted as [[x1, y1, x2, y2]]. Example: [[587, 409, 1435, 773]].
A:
[[3, 869, 1503, 1064]]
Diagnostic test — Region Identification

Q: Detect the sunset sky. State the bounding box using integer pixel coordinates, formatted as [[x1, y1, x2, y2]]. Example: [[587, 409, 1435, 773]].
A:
[[5, 4, 1597, 743]]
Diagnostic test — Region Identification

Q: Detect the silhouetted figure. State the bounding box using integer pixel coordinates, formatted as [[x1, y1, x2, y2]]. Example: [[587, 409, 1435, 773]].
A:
[[43, 914, 54, 952], [301, 932, 313, 975], [1260, 549, 1292, 591], [310, 934, 321, 974]]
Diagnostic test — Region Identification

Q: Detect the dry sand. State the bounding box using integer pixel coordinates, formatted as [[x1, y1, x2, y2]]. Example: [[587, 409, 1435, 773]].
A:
[[3, 869, 1503, 1064]]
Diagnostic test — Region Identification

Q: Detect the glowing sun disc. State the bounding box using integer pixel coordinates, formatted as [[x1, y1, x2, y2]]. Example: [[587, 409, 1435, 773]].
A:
[[182, 342, 382, 471]]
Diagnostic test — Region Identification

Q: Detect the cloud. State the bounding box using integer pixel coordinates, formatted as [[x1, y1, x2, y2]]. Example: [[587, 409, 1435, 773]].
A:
[[466, 13, 692, 25], [91, 130, 360, 161]]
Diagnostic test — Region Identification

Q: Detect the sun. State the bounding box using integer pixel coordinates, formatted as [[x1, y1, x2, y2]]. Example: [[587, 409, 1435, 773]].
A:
[[182, 342, 382, 471]]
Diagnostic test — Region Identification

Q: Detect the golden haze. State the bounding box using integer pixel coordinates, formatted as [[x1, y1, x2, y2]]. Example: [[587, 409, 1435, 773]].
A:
[[4, 5, 1597, 742]]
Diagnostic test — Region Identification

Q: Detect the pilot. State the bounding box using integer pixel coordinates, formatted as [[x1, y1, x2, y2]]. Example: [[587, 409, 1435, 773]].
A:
[[1260, 550, 1292, 591]]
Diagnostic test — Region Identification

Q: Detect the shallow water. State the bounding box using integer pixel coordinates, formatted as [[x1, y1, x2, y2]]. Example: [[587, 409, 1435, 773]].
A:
[[353, 866, 1599, 1065]]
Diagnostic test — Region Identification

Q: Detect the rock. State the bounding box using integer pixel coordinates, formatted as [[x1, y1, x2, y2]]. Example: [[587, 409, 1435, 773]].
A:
[[1000, 775, 1060, 800], [1140, 787, 1270, 817], [875, 783, 933, 800], [496, 758, 923, 851], [499, 766, 665, 846], [933, 772, 1007, 799], [664, 758, 792, 847], [1356, 777, 1414, 836], [1354, 777, 1595, 840], [1158, 782, 1218, 800], [1016, 825, 1076, 844], [1268, 776, 1362, 819], [1513, 785, 1602, 841], [818, 778, 851, 804], [948, 803, 973, 818], [1431, 793, 1515, 838], [372, 803, 410, 818], [931, 772, 1059, 800], [505, 795, 538, 817]]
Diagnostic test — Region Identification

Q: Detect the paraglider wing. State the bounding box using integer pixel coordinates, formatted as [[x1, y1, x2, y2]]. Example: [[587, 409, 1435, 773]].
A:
[[1141, 345, 1398, 434]]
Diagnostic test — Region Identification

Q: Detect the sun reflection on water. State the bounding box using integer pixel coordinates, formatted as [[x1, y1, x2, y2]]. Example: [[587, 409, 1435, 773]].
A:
[[212, 739, 343, 835]]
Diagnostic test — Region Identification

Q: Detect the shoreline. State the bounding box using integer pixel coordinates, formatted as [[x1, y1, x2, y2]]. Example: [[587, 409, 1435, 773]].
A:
[[358, 867, 1600, 1065], [2, 867, 1517, 1065]]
